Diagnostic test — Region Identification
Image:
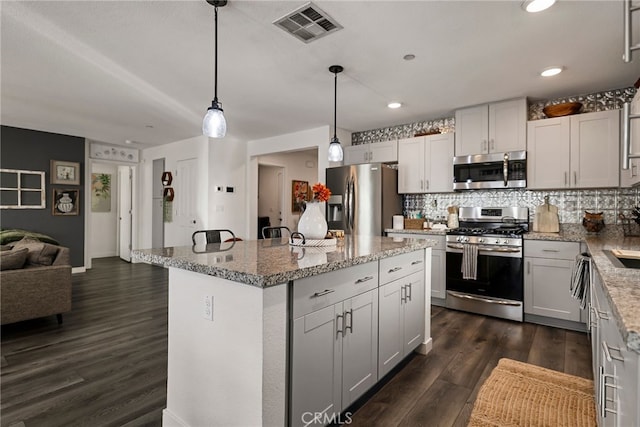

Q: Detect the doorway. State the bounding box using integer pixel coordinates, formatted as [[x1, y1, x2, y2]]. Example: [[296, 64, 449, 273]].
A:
[[255, 149, 318, 237], [258, 165, 285, 238]]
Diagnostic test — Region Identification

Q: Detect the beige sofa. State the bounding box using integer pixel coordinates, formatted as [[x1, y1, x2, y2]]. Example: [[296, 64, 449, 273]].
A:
[[1, 243, 72, 325]]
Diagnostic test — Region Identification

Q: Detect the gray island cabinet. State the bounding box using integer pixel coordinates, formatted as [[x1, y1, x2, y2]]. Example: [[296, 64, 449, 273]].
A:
[[133, 235, 435, 427]]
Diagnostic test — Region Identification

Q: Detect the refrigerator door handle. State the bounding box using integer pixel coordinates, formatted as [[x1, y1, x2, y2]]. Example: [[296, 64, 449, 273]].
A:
[[349, 176, 356, 229], [343, 177, 350, 231]]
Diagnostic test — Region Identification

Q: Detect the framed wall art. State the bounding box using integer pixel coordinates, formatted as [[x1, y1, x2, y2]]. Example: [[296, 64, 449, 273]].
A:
[[52, 188, 80, 216], [91, 173, 112, 212], [51, 160, 80, 185]]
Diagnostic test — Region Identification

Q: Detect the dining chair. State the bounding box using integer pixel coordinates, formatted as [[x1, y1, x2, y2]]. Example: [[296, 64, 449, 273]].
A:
[[261, 226, 291, 240], [192, 229, 237, 245]]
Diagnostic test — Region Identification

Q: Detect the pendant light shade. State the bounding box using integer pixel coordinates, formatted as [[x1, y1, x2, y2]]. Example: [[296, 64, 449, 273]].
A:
[[203, 101, 226, 137], [328, 65, 344, 162], [203, 0, 227, 138]]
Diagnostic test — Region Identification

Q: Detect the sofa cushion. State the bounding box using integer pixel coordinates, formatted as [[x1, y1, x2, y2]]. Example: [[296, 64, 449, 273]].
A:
[[0, 229, 60, 246], [11, 237, 60, 267], [0, 248, 29, 270]]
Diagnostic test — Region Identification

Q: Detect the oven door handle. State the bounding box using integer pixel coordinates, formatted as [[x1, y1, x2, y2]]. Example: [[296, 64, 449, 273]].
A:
[[447, 290, 522, 307], [446, 243, 521, 253]]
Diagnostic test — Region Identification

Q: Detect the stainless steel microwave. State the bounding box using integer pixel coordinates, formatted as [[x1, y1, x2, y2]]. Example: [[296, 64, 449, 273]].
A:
[[453, 150, 526, 190]]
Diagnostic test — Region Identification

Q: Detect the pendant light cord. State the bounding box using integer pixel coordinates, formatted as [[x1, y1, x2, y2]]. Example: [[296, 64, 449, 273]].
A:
[[333, 71, 337, 140], [214, 5, 219, 103]]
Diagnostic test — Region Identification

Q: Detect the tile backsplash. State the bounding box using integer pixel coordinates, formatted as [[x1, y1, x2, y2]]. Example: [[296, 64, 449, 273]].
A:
[[403, 188, 639, 226]]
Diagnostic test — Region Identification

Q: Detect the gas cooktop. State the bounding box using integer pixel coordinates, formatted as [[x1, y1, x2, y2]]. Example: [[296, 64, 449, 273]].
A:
[[446, 207, 529, 238]]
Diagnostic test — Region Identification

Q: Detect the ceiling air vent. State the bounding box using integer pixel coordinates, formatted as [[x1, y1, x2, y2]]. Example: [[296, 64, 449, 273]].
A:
[[273, 2, 343, 44]]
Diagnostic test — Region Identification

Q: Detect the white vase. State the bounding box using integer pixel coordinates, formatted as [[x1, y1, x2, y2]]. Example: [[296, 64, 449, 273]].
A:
[[298, 202, 328, 240]]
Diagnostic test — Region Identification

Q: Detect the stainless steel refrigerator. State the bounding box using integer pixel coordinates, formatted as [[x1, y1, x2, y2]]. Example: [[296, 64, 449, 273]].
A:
[[326, 163, 403, 235]]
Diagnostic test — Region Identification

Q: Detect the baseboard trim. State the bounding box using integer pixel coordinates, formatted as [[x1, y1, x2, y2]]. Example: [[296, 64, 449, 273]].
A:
[[72, 267, 86, 274], [416, 337, 433, 355], [162, 409, 189, 427]]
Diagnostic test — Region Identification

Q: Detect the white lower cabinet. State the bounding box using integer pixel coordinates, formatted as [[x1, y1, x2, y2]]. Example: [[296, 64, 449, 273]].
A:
[[524, 240, 582, 323], [591, 271, 640, 427], [341, 290, 379, 408], [430, 241, 446, 305], [378, 270, 425, 378], [290, 262, 379, 426], [291, 304, 343, 426], [387, 233, 445, 304], [291, 289, 378, 426], [290, 251, 426, 426]]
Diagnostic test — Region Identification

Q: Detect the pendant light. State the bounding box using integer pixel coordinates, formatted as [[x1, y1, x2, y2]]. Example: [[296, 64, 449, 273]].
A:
[[202, 0, 227, 138], [328, 65, 344, 162]]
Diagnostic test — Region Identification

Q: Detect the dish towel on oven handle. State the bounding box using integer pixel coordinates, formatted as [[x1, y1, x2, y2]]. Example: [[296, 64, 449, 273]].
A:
[[571, 252, 591, 310], [461, 243, 478, 280]]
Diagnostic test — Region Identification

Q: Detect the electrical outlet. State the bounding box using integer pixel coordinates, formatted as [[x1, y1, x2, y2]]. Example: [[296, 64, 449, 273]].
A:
[[203, 295, 213, 321]]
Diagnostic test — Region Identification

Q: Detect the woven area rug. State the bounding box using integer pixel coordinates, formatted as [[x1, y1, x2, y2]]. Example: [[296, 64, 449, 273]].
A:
[[468, 358, 596, 427]]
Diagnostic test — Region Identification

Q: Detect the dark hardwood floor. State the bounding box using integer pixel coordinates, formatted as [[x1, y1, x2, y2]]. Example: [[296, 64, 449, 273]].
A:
[[1, 258, 168, 427], [1, 258, 592, 427]]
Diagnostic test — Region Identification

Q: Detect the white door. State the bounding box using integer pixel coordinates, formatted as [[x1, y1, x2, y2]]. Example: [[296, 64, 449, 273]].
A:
[[117, 166, 132, 262], [175, 158, 198, 244]]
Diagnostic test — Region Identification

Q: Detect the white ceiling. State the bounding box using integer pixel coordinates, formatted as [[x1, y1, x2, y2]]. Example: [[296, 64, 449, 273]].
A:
[[1, 1, 638, 148]]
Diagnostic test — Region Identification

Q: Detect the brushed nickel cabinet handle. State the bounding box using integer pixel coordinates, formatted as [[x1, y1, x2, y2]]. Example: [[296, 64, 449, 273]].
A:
[[355, 276, 374, 284], [344, 309, 353, 335], [388, 266, 402, 273], [411, 260, 423, 265], [312, 289, 335, 297], [336, 313, 344, 338]]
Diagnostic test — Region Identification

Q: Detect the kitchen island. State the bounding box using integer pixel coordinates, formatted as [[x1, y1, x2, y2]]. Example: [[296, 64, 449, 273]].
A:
[[133, 235, 436, 427]]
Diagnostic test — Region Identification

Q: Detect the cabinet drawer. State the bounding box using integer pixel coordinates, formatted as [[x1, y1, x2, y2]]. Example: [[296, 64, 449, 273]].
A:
[[292, 261, 378, 318], [379, 250, 425, 285], [525, 240, 579, 260]]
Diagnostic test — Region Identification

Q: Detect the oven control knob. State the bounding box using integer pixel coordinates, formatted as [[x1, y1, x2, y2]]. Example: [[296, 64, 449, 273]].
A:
[[502, 240, 509, 244], [495, 239, 500, 244], [478, 238, 484, 243], [456, 236, 461, 242]]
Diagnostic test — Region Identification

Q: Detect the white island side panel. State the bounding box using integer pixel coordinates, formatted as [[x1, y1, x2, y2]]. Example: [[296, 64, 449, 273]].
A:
[[163, 267, 287, 427]]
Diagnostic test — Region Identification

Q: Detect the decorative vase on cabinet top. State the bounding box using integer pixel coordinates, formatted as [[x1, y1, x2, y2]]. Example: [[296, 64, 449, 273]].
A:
[[297, 202, 328, 240]]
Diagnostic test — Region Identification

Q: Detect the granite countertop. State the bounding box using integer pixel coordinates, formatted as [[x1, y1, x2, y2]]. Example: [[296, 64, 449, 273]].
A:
[[132, 235, 436, 288], [385, 228, 447, 236], [391, 224, 640, 354]]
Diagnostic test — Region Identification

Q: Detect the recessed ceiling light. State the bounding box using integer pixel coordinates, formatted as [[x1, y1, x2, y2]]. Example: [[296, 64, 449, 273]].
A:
[[388, 102, 402, 109], [125, 139, 133, 144], [403, 54, 415, 61], [541, 66, 563, 77], [522, 0, 556, 13]]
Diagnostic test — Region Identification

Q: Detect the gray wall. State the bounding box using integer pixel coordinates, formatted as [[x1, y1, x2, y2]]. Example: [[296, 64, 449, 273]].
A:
[[1, 126, 85, 267]]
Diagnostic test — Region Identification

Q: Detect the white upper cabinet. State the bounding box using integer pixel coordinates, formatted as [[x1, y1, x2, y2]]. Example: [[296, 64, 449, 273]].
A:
[[455, 98, 527, 156], [398, 133, 454, 193], [343, 140, 398, 165], [528, 109, 620, 189]]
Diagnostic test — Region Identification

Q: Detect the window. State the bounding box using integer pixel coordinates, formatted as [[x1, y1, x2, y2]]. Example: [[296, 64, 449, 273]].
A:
[[0, 169, 46, 209]]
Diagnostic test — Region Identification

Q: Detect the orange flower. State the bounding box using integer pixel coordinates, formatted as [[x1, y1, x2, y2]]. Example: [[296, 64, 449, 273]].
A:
[[311, 182, 331, 202]]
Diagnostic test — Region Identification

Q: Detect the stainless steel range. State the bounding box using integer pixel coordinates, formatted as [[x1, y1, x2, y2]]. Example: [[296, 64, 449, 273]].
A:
[[445, 207, 529, 322]]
